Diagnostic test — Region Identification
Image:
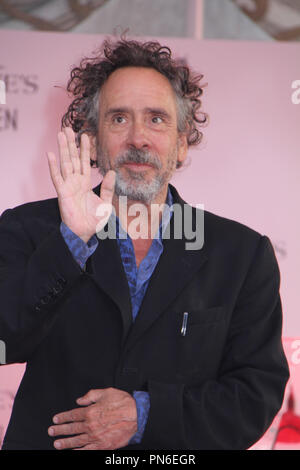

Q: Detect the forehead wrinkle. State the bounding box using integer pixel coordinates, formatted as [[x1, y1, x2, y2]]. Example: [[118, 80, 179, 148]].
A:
[[100, 67, 176, 102]]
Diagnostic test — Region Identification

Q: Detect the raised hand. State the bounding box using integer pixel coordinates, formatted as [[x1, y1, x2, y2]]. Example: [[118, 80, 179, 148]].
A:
[[47, 127, 115, 243]]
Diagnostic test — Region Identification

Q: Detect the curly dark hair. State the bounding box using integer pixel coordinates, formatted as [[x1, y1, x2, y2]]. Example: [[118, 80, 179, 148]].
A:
[[61, 36, 208, 168]]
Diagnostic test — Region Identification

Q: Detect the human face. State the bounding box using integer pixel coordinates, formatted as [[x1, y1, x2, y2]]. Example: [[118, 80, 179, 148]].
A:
[[96, 66, 187, 204]]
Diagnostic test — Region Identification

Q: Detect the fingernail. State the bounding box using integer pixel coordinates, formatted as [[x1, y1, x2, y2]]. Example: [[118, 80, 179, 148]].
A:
[[53, 416, 58, 424], [48, 427, 54, 436], [54, 441, 61, 449]]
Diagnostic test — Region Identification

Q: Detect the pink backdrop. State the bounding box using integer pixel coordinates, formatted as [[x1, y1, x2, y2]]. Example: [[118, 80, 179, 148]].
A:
[[0, 29, 299, 449]]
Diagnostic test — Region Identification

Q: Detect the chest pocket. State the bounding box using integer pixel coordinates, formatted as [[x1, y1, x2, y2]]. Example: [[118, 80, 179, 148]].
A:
[[176, 306, 227, 379], [186, 306, 224, 326]]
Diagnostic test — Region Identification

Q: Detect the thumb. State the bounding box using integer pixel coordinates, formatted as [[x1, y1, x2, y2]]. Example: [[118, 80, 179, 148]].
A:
[[76, 389, 103, 406], [100, 170, 116, 204]]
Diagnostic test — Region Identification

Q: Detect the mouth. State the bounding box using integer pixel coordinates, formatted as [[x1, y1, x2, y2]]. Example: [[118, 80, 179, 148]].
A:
[[122, 162, 154, 172]]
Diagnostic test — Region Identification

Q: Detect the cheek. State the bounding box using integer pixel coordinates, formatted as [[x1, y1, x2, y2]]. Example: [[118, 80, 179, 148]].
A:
[[100, 132, 126, 157], [152, 134, 175, 157]]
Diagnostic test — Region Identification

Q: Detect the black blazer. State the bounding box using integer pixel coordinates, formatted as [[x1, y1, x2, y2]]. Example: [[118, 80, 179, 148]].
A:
[[0, 183, 289, 450]]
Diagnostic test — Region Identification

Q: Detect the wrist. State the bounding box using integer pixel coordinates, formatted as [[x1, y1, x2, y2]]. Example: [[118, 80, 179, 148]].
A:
[[79, 234, 93, 244], [60, 221, 98, 269], [61, 222, 93, 244]]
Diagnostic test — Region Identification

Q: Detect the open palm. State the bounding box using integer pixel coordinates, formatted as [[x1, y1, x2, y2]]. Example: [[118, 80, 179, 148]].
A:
[[47, 127, 115, 243]]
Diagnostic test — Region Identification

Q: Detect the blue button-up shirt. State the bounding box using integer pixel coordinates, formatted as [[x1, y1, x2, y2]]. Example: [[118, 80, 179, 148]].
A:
[[60, 186, 173, 444]]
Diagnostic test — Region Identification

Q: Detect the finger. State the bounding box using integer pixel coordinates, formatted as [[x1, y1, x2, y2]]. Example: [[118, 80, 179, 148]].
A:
[[74, 422, 136, 450], [57, 131, 73, 180], [63, 127, 81, 174], [76, 388, 104, 406], [53, 407, 85, 425], [48, 421, 86, 437], [46, 151, 64, 193], [73, 443, 98, 450], [54, 433, 89, 450], [100, 170, 116, 204], [79, 133, 91, 176]]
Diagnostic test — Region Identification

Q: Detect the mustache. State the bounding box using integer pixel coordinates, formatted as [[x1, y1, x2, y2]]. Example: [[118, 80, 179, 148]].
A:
[[115, 149, 162, 170]]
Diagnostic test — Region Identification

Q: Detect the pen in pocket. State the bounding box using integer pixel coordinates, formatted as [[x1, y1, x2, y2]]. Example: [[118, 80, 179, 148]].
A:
[[181, 311, 189, 336]]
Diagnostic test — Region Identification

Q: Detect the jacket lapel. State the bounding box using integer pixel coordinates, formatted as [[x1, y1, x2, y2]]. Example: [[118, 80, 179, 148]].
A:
[[89, 182, 208, 350], [123, 185, 208, 352], [88, 183, 133, 343]]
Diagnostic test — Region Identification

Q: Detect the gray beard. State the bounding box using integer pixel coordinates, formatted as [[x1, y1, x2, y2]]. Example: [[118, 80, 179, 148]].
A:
[[97, 147, 177, 204]]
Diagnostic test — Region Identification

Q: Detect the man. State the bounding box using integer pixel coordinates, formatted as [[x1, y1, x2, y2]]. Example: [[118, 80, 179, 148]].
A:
[[0, 37, 289, 450]]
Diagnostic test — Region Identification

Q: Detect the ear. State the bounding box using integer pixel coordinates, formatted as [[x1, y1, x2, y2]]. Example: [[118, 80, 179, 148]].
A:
[[177, 133, 188, 166]]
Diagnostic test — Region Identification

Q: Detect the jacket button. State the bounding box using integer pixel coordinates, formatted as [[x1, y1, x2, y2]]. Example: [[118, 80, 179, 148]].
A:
[[47, 289, 56, 299], [53, 278, 66, 292], [52, 285, 61, 294], [40, 295, 50, 304]]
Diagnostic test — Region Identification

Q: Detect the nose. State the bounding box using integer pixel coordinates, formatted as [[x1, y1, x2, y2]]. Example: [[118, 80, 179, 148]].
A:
[[126, 119, 150, 150]]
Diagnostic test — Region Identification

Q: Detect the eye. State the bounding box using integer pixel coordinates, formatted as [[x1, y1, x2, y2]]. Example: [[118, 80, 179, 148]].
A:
[[113, 115, 126, 124], [151, 116, 163, 124]]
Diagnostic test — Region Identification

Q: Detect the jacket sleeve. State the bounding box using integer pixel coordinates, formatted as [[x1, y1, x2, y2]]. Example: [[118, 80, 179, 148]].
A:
[[141, 235, 290, 450], [60, 222, 151, 443], [60, 221, 98, 270], [0, 208, 86, 364]]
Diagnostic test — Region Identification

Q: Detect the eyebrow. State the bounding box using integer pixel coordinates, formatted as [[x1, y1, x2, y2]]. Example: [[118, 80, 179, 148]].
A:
[[104, 107, 130, 117], [146, 107, 172, 120], [104, 107, 172, 120]]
